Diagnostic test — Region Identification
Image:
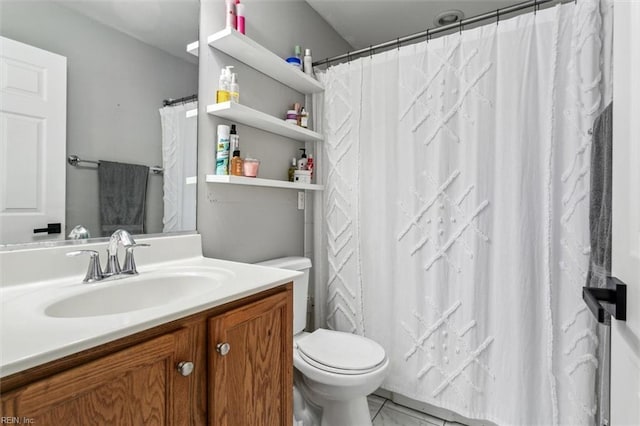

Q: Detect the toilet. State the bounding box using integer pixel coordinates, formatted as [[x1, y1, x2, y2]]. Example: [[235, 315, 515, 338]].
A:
[[257, 257, 389, 426]]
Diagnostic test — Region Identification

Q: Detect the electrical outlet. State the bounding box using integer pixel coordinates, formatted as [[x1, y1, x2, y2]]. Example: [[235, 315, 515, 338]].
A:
[[297, 191, 305, 210]]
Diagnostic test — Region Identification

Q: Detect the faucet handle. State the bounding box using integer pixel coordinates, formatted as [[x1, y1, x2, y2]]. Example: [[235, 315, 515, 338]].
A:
[[122, 243, 150, 275], [66, 250, 103, 283]]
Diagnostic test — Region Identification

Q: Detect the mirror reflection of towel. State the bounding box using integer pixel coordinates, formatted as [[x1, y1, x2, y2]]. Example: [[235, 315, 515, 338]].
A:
[[587, 102, 612, 426], [98, 160, 149, 236], [587, 102, 612, 289]]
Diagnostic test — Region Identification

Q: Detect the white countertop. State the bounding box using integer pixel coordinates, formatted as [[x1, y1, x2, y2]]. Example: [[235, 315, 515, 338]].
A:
[[0, 235, 301, 378]]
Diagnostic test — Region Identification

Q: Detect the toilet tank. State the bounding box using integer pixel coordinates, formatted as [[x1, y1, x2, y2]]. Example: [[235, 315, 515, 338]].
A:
[[256, 256, 311, 334]]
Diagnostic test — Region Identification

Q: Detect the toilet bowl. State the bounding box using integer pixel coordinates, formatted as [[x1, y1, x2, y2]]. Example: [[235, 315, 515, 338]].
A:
[[256, 257, 389, 426]]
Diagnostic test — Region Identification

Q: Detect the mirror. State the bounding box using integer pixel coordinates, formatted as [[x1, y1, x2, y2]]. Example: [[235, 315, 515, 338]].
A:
[[0, 0, 199, 246]]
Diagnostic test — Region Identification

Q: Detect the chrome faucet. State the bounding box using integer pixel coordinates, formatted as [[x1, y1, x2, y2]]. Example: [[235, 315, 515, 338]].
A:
[[105, 229, 136, 275], [66, 229, 149, 283]]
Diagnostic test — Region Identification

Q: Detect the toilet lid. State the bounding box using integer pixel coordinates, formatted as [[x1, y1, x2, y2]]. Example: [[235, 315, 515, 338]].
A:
[[295, 329, 386, 373]]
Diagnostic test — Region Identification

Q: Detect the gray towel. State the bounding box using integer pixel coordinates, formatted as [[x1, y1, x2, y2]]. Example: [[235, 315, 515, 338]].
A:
[[587, 101, 612, 426], [587, 102, 613, 289], [98, 160, 149, 236]]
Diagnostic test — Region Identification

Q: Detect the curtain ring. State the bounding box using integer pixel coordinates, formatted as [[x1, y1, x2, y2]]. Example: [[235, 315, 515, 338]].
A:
[[426, 29, 430, 43], [496, 9, 500, 25], [459, 20, 463, 35], [369, 45, 373, 58], [397, 37, 400, 51], [347, 51, 351, 63]]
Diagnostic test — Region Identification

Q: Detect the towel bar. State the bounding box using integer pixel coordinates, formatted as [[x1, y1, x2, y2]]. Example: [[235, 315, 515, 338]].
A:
[[67, 155, 163, 175], [583, 276, 627, 325]]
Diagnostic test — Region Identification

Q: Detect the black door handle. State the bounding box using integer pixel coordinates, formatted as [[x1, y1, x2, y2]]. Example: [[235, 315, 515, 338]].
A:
[[33, 223, 61, 235], [583, 276, 627, 325]]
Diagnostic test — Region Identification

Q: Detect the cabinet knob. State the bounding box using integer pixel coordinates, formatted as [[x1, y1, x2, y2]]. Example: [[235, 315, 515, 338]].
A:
[[216, 342, 231, 356], [176, 361, 194, 376]]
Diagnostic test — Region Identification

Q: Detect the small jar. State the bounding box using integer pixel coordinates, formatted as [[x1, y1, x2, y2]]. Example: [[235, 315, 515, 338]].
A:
[[285, 109, 298, 124], [286, 56, 302, 69], [243, 158, 260, 177]]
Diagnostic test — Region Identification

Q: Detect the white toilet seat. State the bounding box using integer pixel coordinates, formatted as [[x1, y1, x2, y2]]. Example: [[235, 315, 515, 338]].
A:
[[295, 329, 387, 375]]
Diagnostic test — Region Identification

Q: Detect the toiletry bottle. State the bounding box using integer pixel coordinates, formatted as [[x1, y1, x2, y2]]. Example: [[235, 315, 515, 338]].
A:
[[225, 0, 236, 29], [216, 124, 231, 175], [294, 45, 302, 60], [230, 73, 239, 103], [297, 148, 308, 170], [294, 103, 301, 126], [230, 126, 243, 176], [216, 66, 233, 103], [288, 157, 297, 182], [300, 107, 309, 128], [236, 2, 246, 35], [216, 68, 228, 103], [230, 124, 239, 151], [306, 154, 314, 180], [303, 48, 313, 75]]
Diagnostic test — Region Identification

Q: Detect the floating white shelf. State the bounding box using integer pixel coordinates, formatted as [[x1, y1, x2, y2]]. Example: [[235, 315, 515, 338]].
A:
[[207, 102, 323, 142], [206, 175, 324, 191], [207, 28, 323, 94], [187, 41, 199, 57]]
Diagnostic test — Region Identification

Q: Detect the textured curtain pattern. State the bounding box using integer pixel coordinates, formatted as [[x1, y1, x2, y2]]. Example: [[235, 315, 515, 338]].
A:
[[318, 1, 610, 424], [159, 102, 197, 233]]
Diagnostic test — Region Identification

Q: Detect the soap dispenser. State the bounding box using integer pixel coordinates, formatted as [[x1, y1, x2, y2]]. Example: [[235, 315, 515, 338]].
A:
[[216, 66, 233, 103], [297, 148, 308, 170]]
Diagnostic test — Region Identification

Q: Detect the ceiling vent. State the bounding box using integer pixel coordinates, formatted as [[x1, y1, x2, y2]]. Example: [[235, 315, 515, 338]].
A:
[[434, 10, 465, 27]]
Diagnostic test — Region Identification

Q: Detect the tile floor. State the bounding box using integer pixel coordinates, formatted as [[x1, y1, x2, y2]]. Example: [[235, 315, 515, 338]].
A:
[[367, 395, 466, 426]]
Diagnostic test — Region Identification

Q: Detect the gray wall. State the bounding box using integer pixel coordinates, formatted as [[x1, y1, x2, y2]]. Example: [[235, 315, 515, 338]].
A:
[[0, 1, 198, 238], [198, 0, 351, 263]]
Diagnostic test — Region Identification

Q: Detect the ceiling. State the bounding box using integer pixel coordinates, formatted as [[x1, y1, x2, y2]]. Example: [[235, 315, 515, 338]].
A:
[[304, 0, 523, 50], [54, 0, 525, 62], [55, 0, 199, 63]]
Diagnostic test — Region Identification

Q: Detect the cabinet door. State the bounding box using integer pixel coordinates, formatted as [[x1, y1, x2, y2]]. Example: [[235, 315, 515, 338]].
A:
[[209, 290, 293, 426], [1, 329, 192, 425]]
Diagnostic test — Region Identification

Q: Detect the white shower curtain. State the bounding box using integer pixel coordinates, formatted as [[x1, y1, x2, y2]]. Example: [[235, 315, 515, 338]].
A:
[[316, 1, 611, 424], [159, 101, 197, 233]]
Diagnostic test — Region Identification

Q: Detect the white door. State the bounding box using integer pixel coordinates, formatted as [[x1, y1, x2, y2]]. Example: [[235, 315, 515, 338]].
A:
[[0, 37, 67, 245], [611, 2, 640, 424]]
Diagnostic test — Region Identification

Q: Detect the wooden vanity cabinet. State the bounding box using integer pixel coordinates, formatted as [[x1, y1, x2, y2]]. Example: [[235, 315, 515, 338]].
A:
[[0, 329, 193, 425], [0, 284, 293, 426], [208, 290, 292, 426]]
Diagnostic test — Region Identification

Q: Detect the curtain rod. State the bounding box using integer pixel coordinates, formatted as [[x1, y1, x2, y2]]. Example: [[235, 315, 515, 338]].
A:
[[312, 0, 572, 68], [162, 94, 197, 107]]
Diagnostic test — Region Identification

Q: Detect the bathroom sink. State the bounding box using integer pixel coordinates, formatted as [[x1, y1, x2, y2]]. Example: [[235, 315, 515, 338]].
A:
[[44, 269, 230, 318]]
